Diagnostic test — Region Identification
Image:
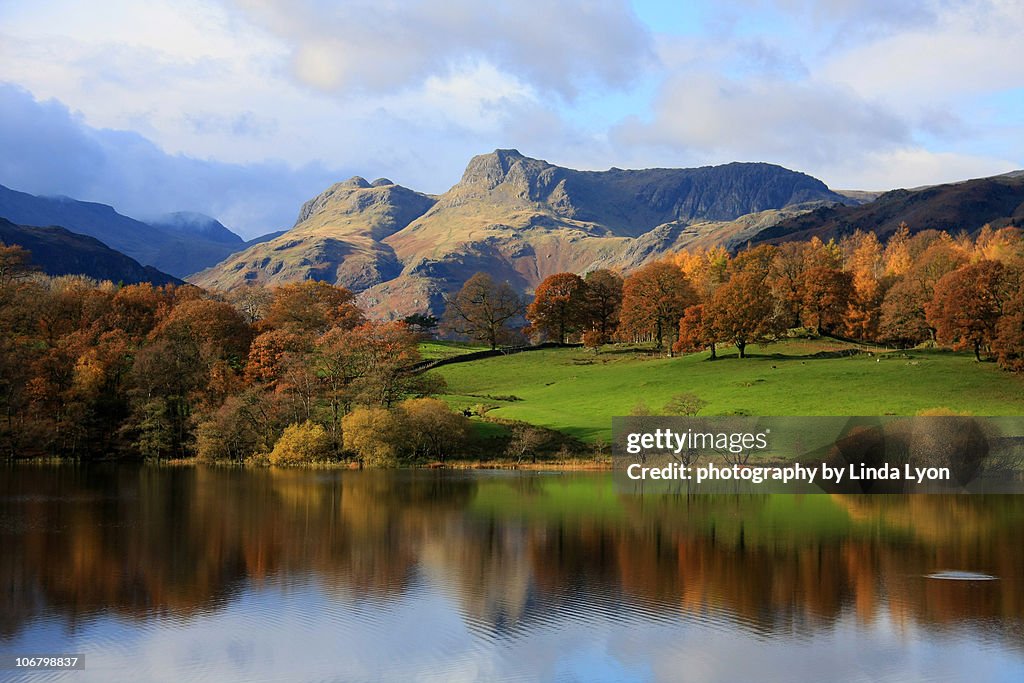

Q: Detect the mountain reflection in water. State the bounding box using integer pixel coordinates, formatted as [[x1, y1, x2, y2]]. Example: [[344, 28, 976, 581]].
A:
[[1, 466, 1022, 682]]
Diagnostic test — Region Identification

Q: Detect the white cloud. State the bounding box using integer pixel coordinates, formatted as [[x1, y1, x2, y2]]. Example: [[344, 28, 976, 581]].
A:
[[226, 0, 654, 99], [825, 148, 1020, 191], [820, 1, 1024, 103], [614, 74, 910, 166], [0, 0, 1021, 220]]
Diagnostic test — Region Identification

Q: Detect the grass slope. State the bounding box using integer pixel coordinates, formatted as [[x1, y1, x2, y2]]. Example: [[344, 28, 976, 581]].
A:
[[433, 339, 1024, 442], [417, 340, 488, 360]]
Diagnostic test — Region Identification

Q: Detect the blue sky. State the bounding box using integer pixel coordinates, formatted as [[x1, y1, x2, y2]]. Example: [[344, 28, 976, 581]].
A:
[[1, 0, 1022, 238]]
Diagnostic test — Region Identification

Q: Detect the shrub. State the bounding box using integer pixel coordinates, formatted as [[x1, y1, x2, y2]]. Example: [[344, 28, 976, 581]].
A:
[[399, 397, 470, 462], [506, 424, 549, 463], [663, 392, 707, 416], [268, 421, 332, 465], [195, 396, 264, 462], [342, 407, 408, 467], [630, 401, 653, 416]]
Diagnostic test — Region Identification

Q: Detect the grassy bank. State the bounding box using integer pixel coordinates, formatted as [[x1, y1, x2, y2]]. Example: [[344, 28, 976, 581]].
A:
[[432, 338, 1024, 442]]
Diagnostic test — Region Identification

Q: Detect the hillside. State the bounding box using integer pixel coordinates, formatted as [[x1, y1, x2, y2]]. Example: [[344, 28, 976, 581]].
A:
[[192, 150, 844, 317], [432, 341, 1024, 442], [755, 173, 1024, 244], [190, 177, 437, 291], [0, 218, 180, 285], [0, 184, 246, 277], [148, 211, 243, 245]]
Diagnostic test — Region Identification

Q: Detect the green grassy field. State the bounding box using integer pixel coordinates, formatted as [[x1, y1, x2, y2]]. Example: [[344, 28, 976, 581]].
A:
[[432, 339, 1024, 442], [417, 340, 489, 360]]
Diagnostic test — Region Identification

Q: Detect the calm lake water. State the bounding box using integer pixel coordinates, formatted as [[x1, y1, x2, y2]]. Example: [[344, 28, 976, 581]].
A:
[[1, 465, 1023, 682]]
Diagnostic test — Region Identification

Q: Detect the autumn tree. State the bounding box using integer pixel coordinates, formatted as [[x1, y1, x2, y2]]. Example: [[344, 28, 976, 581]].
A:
[[674, 304, 718, 359], [443, 272, 524, 350], [675, 247, 729, 301], [526, 272, 588, 343], [843, 231, 887, 340], [619, 260, 696, 352], [400, 397, 470, 462], [0, 243, 34, 292], [927, 260, 1011, 361], [878, 278, 932, 346], [246, 329, 310, 385], [342, 407, 408, 467], [269, 420, 332, 465], [345, 322, 425, 408], [265, 280, 364, 335], [769, 242, 809, 327], [993, 288, 1024, 371], [879, 238, 969, 345], [229, 284, 272, 325], [883, 223, 912, 276], [582, 269, 624, 344], [706, 272, 784, 358], [801, 266, 853, 335]]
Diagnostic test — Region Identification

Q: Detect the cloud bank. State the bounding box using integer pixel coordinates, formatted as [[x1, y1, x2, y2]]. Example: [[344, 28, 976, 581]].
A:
[[0, 0, 1021, 234], [0, 84, 346, 238]]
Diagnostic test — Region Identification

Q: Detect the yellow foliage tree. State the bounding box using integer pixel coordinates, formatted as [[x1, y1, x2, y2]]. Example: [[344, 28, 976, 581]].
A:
[[342, 407, 408, 468], [400, 397, 469, 462], [269, 421, 332, 465]]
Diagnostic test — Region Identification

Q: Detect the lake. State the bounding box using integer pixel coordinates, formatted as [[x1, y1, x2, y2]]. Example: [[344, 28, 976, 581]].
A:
[[1, 465, 1023, 682]]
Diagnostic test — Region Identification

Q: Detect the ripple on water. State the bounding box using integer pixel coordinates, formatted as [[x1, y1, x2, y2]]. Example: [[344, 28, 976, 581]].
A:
[[926, 570, 999, 581]]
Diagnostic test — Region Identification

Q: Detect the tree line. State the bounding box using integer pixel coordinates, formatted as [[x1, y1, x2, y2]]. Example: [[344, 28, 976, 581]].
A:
[[2, 223, 1023, 463], [449, 224, 1024, 368], [0, 244, 467, 464]]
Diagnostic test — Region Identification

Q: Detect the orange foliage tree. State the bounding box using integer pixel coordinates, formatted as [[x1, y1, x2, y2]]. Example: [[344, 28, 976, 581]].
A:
[[619, 260, 696, 352], [526, 272, 587, 343], [927, 260, 1012, 361]]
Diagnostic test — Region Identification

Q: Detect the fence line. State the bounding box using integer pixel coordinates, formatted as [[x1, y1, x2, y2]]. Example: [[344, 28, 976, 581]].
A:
[[407, 342, 583, 374]]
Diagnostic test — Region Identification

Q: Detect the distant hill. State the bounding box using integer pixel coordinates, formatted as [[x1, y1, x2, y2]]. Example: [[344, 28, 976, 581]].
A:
[[191, 177, 437, 292], [0, 184, 245, 277], [0, 217, 180, 285], [148, 211, 243, 245], [192, 150, 845, 317], [754, 173, 1024, 245]]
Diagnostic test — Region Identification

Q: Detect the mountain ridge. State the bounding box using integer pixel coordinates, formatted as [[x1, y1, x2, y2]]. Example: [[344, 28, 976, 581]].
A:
[[191, 150, 846, 317], [0, 184, 249, 277], [754, 173, 1024, 245], [0, 217, 181, 286]]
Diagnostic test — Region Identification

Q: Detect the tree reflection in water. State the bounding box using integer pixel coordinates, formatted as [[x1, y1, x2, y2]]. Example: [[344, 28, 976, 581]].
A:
[[1, 466, 1023, 655]]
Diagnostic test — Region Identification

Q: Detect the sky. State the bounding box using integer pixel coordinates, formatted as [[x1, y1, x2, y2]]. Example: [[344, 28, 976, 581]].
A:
[[1, 0, 1022, 239]]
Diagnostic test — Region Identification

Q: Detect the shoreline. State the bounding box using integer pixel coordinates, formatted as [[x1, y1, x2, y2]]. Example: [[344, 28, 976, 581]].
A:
[[5, 456, 614, 471]]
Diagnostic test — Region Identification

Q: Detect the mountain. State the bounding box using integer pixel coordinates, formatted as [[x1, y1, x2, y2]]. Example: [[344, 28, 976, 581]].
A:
[[754, 173, 1024, 245], [148, 211, 243, 245], [0, 184, 245, 277], [191, 177, 437, 291], [191, 150, 844, 317], [0, 218, 180, 285]]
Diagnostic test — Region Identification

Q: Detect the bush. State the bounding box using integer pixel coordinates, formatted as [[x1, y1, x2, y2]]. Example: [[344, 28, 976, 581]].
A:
[[342, 407, 408, 467], [195, 396, 264, 462], [663, 392, 707, 416], [268, 421, 332, 465], [399, 398, 470, 462]]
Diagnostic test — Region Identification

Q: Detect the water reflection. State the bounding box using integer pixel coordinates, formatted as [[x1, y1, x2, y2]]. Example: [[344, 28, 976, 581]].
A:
[[1, 466, 1023, 681]]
